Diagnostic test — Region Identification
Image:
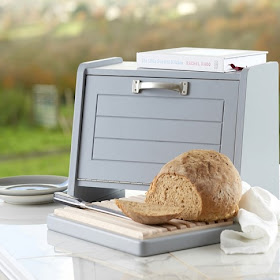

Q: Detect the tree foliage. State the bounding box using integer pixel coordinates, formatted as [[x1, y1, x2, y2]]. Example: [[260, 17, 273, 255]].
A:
[[0, 0, 279, 93]]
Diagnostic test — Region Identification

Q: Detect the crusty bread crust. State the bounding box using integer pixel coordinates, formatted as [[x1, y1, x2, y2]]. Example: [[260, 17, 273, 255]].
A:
[[146, 150, 242, 221]]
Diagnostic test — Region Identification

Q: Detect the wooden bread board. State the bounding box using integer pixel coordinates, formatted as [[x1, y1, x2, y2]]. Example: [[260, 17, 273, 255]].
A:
[[53, 195, 234, 240]]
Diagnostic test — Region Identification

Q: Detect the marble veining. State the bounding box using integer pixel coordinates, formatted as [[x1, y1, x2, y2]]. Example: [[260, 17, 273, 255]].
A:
[[0, 198, 280, 279]]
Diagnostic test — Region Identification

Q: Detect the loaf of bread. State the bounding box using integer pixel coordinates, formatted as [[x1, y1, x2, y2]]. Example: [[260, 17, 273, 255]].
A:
[[115, 200, 183, 224], [145, 150, 242, 222]]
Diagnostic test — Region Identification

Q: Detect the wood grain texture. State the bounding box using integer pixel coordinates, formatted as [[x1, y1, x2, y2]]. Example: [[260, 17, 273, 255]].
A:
[[54, 195, 233, 240]]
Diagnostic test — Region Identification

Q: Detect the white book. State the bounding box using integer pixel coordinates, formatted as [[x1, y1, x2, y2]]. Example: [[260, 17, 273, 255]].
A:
[[136, 47, 268, 72]]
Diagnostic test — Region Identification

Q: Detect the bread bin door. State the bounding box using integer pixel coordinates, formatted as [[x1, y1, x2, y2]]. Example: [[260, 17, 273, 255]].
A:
[[76, 75, 239, 191]]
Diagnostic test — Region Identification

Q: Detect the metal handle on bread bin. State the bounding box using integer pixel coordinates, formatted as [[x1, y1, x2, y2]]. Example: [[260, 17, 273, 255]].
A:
[[132, 80, 188, 96]]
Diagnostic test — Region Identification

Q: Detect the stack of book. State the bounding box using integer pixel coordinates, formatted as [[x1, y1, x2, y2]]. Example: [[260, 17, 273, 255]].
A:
[[136, 47, 268, 73]]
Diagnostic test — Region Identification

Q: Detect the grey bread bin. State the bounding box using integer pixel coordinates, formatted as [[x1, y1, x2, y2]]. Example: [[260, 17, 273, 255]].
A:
[[48, 58, 279, 256], [67, 57, 279, 199]]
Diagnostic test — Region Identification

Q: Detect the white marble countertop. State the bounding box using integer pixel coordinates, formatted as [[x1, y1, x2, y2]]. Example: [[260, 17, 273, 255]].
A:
[[0, 196, 280, 280]]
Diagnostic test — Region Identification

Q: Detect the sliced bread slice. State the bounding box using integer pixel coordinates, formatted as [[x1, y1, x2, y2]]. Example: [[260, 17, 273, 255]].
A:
[[115, 200, 183, 225]]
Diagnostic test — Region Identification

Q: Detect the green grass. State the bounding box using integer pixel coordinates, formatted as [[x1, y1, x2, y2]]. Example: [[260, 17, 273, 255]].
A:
[[0, 125, 72, 177], [0, 126, 71, 156], [54, 21, 85, 37], [4, 24, 48, 40], [0, 153, 70, 177]]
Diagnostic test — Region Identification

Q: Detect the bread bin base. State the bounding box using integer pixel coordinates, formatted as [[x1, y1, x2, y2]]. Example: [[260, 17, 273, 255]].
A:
[[47, 214, 240, 257]]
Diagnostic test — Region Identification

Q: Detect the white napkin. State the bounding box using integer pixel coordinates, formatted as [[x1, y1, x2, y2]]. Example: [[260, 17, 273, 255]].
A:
[[220, 181, 280, 254]]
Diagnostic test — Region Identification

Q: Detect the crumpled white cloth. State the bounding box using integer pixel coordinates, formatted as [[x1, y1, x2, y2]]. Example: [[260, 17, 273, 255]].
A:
[[220, 181, 280, 254]]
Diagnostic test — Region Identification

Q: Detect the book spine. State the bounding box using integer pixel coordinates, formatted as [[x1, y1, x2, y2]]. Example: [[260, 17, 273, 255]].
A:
[[137, 53, 224, 72]]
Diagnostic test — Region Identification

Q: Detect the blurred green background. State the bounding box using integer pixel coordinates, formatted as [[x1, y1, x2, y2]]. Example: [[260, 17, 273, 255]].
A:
[[0, 0, 279, 177]]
